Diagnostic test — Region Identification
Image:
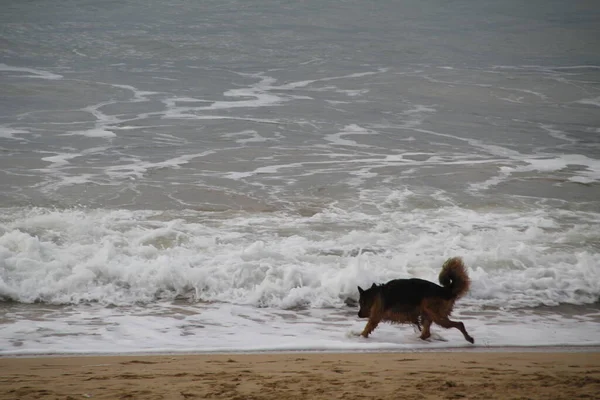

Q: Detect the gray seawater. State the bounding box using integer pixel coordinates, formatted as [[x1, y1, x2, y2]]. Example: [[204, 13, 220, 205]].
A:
[[0, 0, 599, 354]]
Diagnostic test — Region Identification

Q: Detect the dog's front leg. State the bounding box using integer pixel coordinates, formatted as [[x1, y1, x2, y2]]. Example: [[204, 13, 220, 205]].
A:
[[360, 316, 381, 338], [360, 295, 383, 338]]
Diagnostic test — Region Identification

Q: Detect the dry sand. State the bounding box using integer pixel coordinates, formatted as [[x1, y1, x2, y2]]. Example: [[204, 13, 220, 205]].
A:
[[1, 351, 599, 400]]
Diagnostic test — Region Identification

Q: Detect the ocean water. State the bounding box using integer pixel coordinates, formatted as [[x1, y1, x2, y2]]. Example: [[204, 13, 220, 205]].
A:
[[1, 0, 599, 355]]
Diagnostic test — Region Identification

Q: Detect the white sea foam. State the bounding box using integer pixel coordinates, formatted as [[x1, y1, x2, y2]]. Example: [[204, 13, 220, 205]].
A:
[[222, 129, 272, 144], [324, 124, 374, 148], [64, 128, 117, 138], [0, 64, 63, 80], [162, 76, 286, 117], [0, 202, 598, 310], [38, 147, 109, 171], [275, 69, 386, 91], [457, 135, 600, 190], [492, 65, 600, 72], [539, 124, 575, 143], [576, 96, 600, 107], [520, 154, 600, 184], [103, 151, 215, 180], [40, 153, 80, 168], [162, 69, 385, 119], [0, 127, 29, 140], [109, 84, 158, 101]]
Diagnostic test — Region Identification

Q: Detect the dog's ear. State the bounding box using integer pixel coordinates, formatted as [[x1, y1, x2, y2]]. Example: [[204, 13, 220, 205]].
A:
[[371, 283, 377, 289], [357, 286, 364, 295]]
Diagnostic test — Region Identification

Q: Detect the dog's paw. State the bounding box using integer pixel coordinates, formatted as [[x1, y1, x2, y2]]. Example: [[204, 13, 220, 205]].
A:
[[346, 330, 363, 338]]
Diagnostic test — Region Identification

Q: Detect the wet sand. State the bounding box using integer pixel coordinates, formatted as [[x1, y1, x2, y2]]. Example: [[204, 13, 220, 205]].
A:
[[1, 351, 599, 399]]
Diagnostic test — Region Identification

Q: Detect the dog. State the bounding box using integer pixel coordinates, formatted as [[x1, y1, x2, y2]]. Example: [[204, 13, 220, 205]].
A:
[[357, 257, 474, 343]]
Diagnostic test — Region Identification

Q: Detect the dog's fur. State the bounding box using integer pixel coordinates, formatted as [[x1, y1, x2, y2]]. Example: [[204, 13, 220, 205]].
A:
[[357, 257, 474, 343]]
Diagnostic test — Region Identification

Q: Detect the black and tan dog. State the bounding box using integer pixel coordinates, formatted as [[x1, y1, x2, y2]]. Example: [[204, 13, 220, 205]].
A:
[[357, 257, 474, 343]]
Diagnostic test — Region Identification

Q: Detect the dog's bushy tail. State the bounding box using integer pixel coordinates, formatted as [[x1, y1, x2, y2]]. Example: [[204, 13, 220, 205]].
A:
[[438, 257, 470, 299]]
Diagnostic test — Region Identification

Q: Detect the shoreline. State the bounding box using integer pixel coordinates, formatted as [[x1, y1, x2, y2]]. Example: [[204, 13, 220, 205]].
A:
[[1, 351, 599, 399], [2, 344, 600, 359]]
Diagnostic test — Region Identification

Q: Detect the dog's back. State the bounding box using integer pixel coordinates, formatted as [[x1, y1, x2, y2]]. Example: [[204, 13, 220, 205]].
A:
[[379, 278, 452, 310]]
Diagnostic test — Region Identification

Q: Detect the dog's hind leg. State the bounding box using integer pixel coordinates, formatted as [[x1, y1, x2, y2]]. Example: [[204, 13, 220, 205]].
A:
[[435, 317, 474, 344], [415, 320, 422, 332]]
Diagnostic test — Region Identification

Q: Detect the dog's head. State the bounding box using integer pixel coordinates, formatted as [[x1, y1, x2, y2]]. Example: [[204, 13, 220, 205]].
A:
[[357, 283, 379, 318]]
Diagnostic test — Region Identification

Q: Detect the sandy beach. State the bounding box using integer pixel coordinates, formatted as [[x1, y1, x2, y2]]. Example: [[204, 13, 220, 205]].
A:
[[1, 351, 599, 400]]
